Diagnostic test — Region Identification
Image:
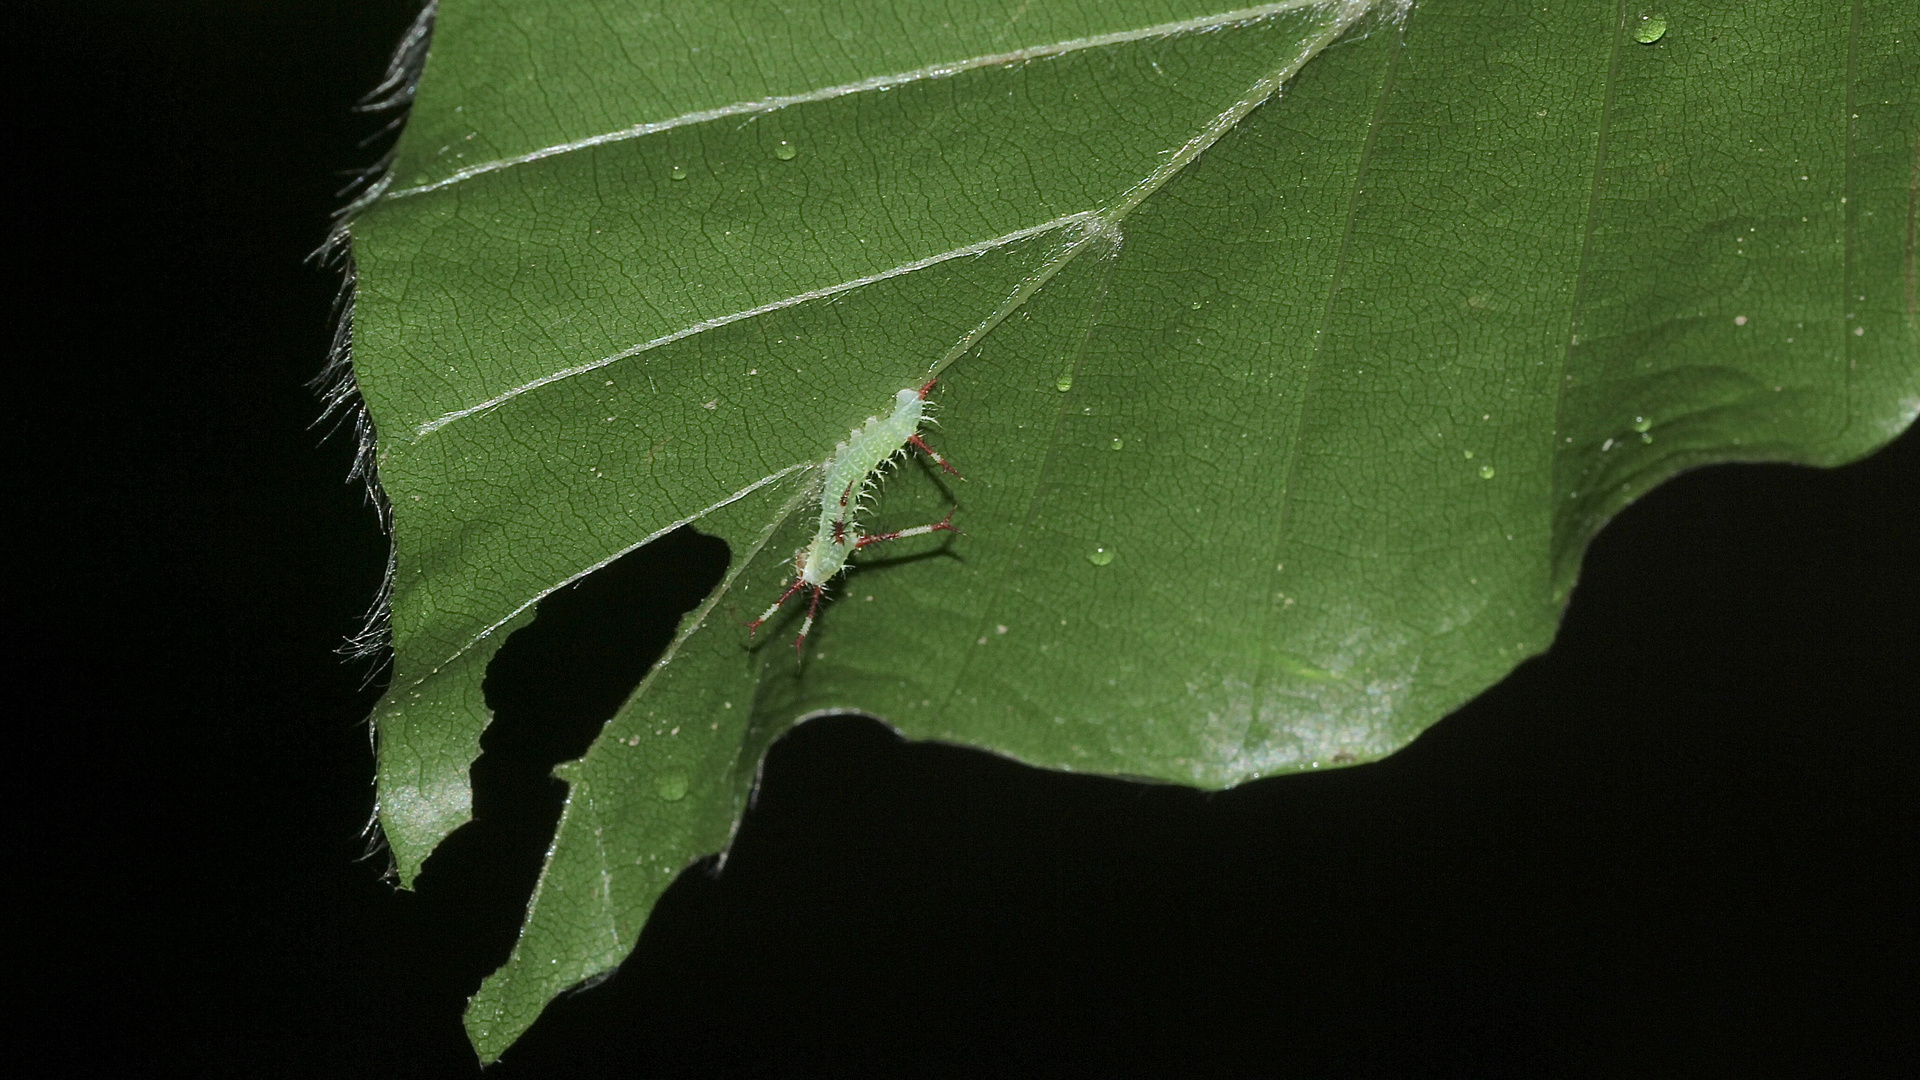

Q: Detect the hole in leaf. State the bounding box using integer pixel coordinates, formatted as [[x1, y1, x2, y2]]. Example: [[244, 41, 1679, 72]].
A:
[[482, 526, 730, 764], [407, 526, 728, 981]]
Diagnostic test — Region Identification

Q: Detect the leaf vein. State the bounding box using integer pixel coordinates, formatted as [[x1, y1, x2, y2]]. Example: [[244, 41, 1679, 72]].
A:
[[413, 213, 1099, 437], [413, 463, 813, 686], [1241, 7, 1403, 761], [388, 1, 1336, 198], [1549, 1, 1627, 508]]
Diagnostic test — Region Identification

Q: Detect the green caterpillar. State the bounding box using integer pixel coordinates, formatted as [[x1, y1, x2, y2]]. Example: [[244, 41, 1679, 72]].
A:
[[749, 378, 960, 654]]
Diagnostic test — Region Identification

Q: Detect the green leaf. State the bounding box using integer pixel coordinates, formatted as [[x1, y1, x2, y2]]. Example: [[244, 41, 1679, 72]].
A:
[[344, 0, 1918, 1060]]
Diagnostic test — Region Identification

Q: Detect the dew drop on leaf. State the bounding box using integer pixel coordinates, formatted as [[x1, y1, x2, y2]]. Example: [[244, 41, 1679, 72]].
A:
[[1056, 373, 1074, 392], [655, 770, 689, 801], [1478, 464, 1496, 480], [1110, 438, 1125, 451], [668, 165, 688, 181], [1631, 415, 1653, 432], [773, 139, 798, 160], [1087, 546, 1115, 566], [1634, 14, 1667, 44]]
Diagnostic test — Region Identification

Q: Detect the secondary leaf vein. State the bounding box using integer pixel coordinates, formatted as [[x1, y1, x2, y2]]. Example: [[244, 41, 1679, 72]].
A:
[[388, 1, 1337, 199], [413, 213, 1100, 437]]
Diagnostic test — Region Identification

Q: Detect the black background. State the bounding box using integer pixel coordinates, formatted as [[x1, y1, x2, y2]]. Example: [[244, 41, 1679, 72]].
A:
[[19, 3, 1915, 1076]]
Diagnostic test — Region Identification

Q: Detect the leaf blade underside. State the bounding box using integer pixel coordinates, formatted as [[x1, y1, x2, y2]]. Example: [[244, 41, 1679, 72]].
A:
[[343, 0, 1918, 1060]]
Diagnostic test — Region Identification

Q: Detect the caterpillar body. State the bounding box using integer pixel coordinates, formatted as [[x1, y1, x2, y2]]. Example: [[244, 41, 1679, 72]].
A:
[[749, 378, 960, 654]]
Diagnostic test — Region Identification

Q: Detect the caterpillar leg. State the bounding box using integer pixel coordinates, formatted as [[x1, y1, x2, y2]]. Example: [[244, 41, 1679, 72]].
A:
[[748, 577, 830, 656], [907, 433, 962, 477], [908, 378, 962, 476], [793, 583, 826, 656], [854, 507, 961, 549], [747, 576, 807, 636]]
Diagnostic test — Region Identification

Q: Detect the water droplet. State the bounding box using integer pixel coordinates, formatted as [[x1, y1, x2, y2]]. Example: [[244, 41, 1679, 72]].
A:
[[773, 139, 797, 161], [1055, 374, 1074, 392], [1634, 14, 1667, 44], [1640, 432, 1654, 444], [655, 770, 689, 801], [1462, 449, 1475, 459], [1733, 315, 1748, 326], [1479, 464, 1496, 480], [1087, 546, 1115, 566], [669, 165, 688, 181], [1190, 300, 1204, 309], [1109, 438, 1124, 451], [1631, 416, 1653, 433]]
